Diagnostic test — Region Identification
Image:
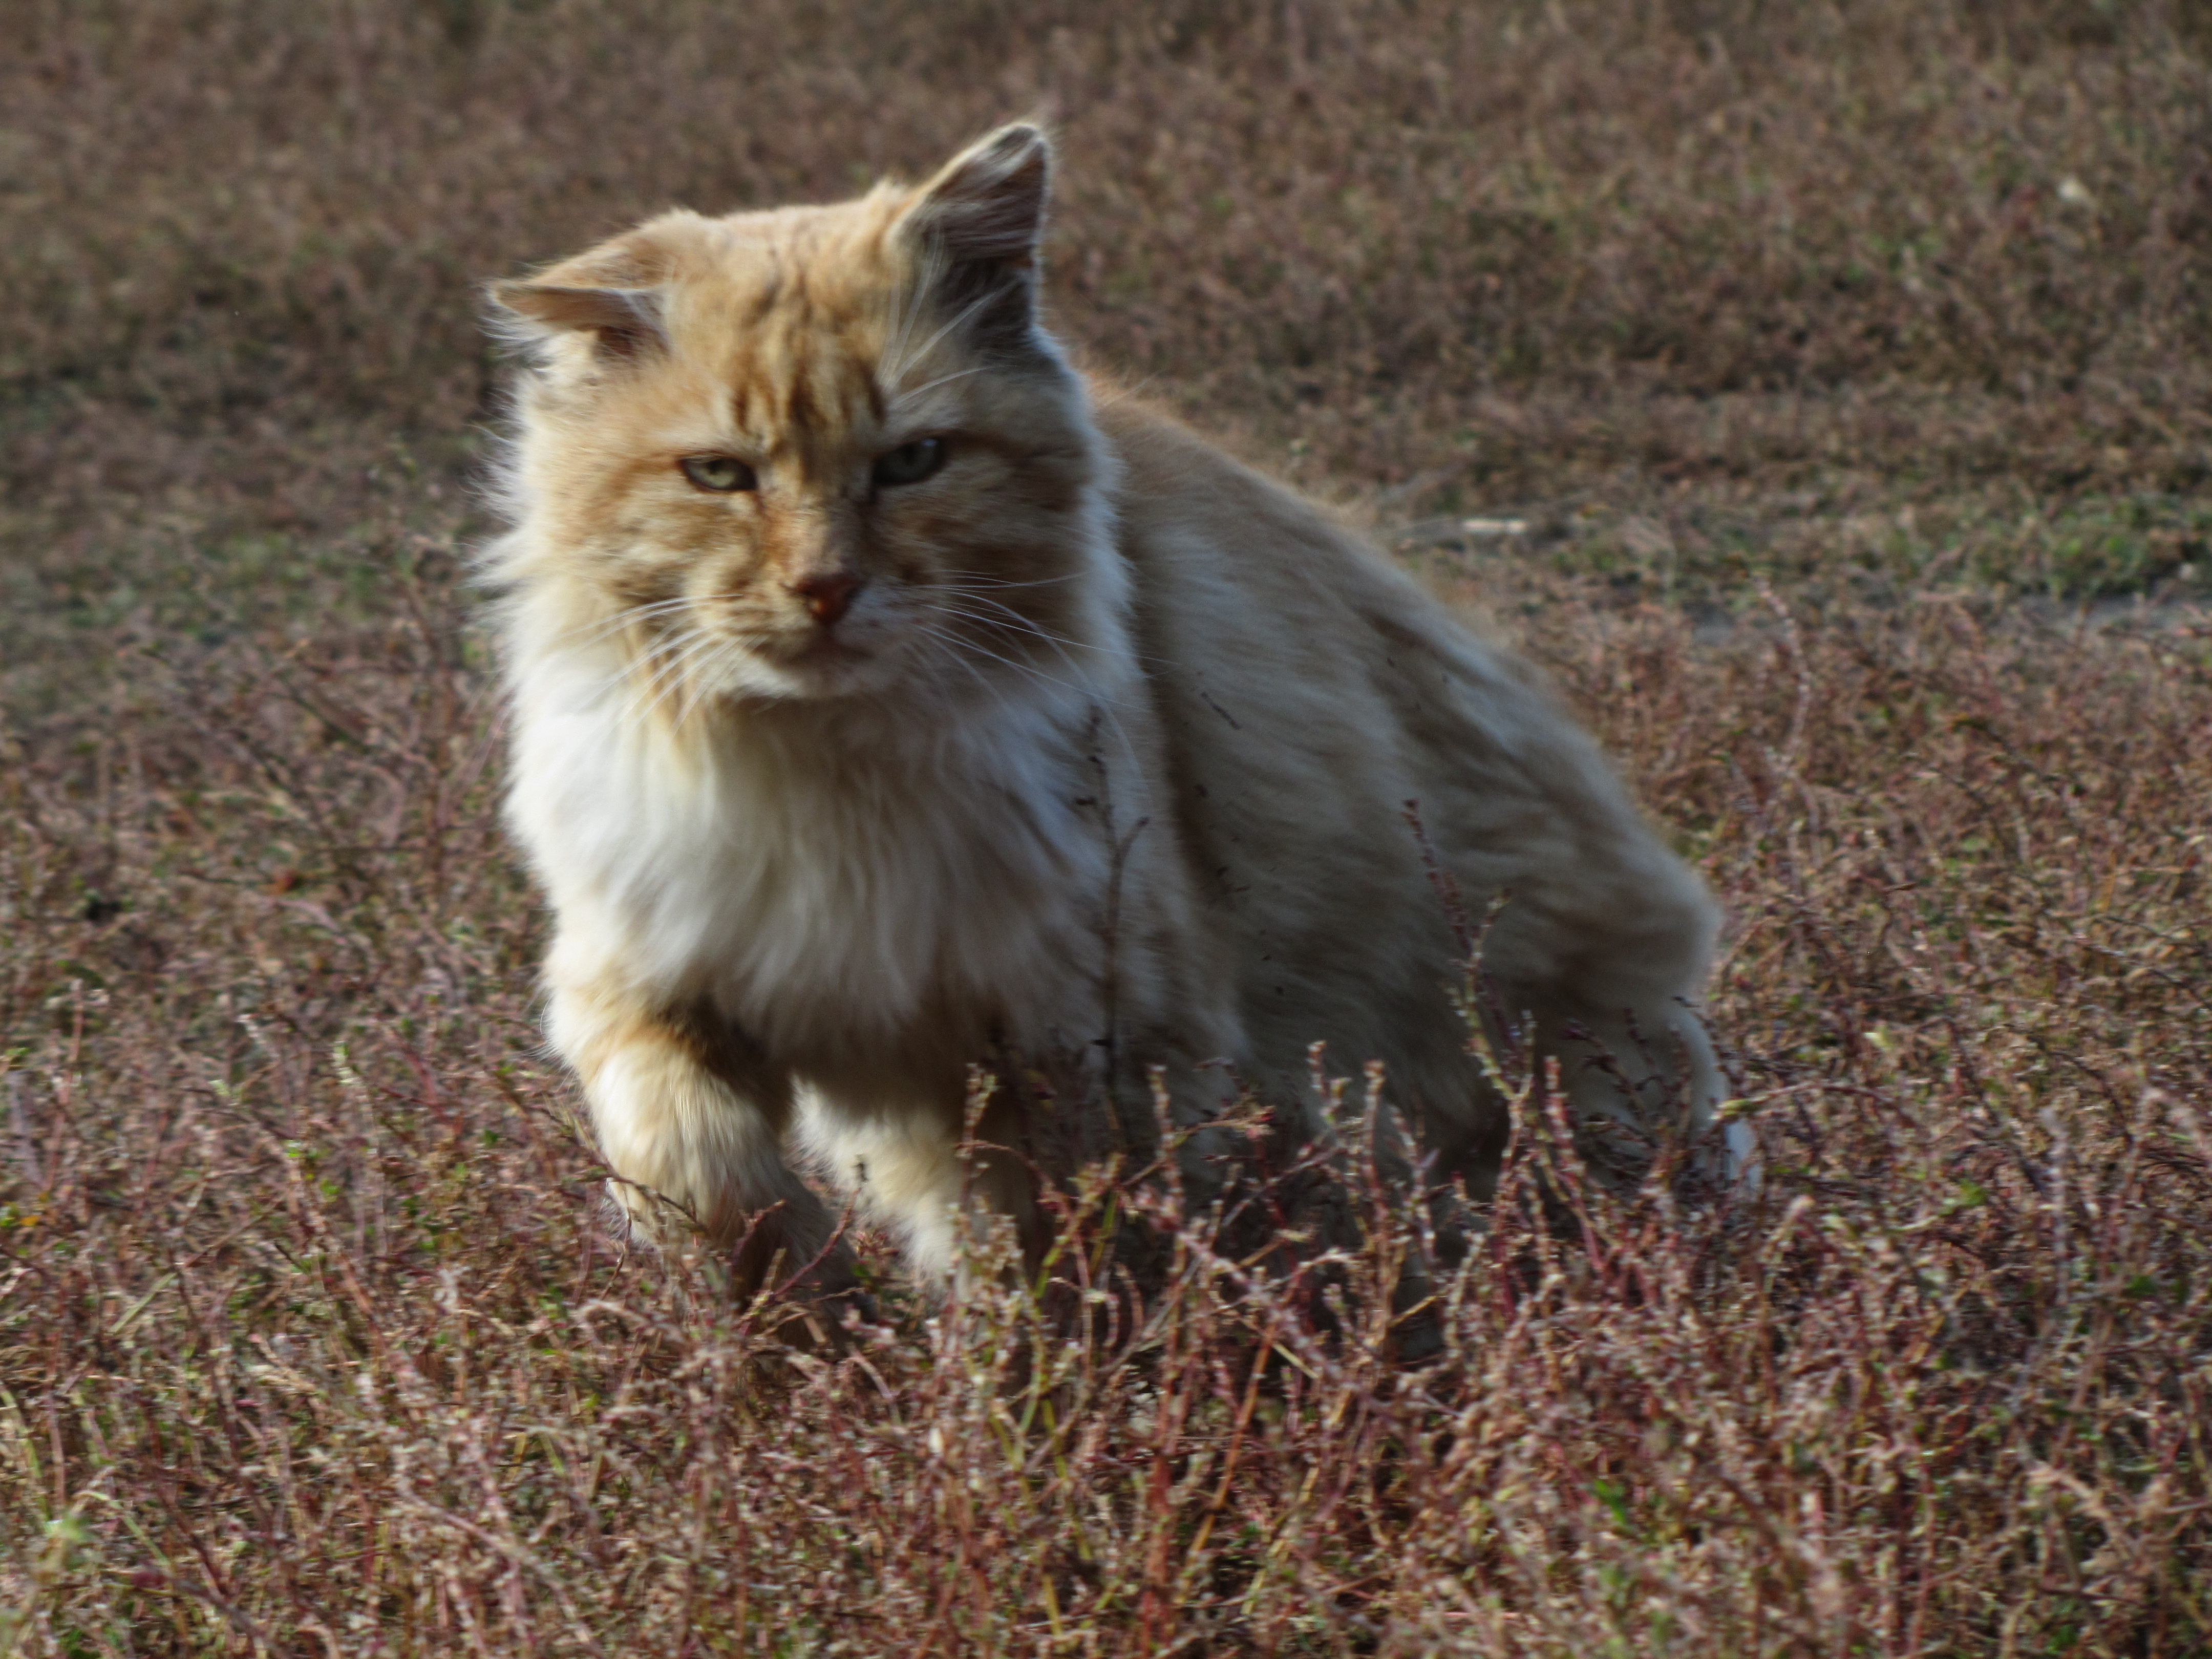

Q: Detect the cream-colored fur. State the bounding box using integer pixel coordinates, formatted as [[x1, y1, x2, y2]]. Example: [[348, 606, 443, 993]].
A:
[[486, 125, 1739, 1294]]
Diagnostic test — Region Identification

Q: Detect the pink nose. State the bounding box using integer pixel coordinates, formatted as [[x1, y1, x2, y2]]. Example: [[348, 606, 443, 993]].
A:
[[791, 571, 861, 628]]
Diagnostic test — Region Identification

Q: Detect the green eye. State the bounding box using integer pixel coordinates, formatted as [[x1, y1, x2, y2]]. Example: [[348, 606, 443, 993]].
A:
[[680, 455, 756, 493], [873, 437, 945, 488]]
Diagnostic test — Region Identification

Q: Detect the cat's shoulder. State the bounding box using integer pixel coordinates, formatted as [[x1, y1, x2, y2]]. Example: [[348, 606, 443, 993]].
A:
[[1085, 384, 1453, 626], [1088, 389, 1317, 530]]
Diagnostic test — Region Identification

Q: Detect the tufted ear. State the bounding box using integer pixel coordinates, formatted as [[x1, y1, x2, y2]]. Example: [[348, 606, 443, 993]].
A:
[[488, 230, 683, 365], [896, 124, 1053, 344], [905, 123, 1052, 269], [488, 279, 668, 364]]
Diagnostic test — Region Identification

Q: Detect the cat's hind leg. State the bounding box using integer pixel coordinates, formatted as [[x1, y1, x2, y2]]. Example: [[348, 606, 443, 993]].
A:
[[1529, 986, 1743, 1190]]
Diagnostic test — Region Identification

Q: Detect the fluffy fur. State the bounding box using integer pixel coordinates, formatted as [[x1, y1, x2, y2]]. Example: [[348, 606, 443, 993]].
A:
[[485, 125, 1740, 1294]]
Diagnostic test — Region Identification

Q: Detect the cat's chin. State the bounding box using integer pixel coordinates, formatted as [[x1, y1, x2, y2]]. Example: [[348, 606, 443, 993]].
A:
[[711, 636, 918, 707]]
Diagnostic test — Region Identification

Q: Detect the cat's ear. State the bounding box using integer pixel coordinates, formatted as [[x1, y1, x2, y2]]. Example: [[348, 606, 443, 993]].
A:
[[488, 233, 679, 365], [905, 123, 1052, 269], [897, 124, 1053, 341], [487, 279, 668, 365]]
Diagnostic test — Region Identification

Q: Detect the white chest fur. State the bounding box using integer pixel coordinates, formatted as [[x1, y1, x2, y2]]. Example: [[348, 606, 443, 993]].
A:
[[504, 647, 1115, 1059]]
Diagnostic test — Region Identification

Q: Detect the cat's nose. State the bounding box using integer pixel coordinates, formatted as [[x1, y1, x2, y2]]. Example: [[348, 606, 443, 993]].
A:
[[790, 571, 862, 628]]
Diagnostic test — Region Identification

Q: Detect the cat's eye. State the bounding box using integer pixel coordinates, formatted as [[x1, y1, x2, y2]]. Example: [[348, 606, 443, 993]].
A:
[[873, 437, 946, 488], [680, 455, 757, 493]]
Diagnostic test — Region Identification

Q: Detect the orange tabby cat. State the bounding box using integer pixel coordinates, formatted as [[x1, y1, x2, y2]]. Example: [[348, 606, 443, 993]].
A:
[[487, 125, 1742, 1299]]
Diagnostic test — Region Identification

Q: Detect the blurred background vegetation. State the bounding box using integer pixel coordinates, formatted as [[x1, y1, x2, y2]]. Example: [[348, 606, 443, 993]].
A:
[[5, 0, 2210, 721]]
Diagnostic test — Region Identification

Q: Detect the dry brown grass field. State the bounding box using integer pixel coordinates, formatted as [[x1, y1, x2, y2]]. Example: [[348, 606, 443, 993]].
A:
[[4, 2, 2211, 1652]]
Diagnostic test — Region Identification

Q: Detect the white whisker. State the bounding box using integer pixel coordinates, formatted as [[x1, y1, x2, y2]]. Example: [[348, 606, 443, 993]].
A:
[[934, 569, 1086, 592], [878, 240, 947, 392], [567, 616, 704, 710], [620, 625, 728, 731], [933, 593, 1117, 656], [560, 595, 696, 653], [910, 613, 1151, 810], [906, 621, 1087, 700], [912, 630, 1027, 726], [887, 363, 990, 410], [886, 284, 1002, 392], [932, 592, 1174, 670]]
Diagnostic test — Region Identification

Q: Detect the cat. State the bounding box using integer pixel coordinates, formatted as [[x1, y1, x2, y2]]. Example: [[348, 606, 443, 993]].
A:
[[485, 123, 1743, 1305]]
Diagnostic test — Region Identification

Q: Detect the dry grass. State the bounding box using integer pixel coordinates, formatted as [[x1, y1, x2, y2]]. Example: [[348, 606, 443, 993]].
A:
[[4, 2, 2211, 1653]]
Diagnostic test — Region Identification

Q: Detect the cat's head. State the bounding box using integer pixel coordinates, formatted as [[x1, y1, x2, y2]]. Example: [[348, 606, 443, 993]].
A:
[[488, 124, 1117, 716]]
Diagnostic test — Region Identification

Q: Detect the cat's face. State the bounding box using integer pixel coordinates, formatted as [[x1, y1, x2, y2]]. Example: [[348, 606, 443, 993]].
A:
[[494, 127, 1106, 714]]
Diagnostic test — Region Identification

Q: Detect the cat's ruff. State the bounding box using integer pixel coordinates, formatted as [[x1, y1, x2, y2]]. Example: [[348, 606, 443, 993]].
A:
[[487, 123, 1743, 1295]]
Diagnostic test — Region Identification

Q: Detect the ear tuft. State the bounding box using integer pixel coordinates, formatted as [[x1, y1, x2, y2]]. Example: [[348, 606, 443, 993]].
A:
[[488, 281, 668, 364], [904, 123, 1052, 270]]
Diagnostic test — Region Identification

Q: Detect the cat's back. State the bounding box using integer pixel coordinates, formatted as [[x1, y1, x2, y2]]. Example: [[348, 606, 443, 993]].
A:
[[1100, 397, 1590, 1068], [1092, 391, 1573, 800], [1093, 392, 1702, 1055]]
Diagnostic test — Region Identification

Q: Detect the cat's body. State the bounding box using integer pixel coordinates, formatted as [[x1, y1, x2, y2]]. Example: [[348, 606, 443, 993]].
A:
[[489, 126, 1735, 1292]]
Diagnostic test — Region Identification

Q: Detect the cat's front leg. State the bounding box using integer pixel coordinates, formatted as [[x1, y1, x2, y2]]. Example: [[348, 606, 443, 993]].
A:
[[545, 974, 854, 1301]]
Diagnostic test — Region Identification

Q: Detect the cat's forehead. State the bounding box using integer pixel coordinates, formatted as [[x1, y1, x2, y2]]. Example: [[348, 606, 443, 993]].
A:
[[651, 203, 940, 440], [673, 200, 909, 335]]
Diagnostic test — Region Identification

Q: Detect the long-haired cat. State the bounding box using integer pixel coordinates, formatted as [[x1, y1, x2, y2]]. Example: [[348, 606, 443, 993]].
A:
[[486, 124, 1743, 1302]]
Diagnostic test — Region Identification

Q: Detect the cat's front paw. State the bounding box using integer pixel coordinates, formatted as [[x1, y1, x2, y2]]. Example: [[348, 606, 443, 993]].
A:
[[598, 1174, 696, 1254], [728, 1211, 879, 1346]]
